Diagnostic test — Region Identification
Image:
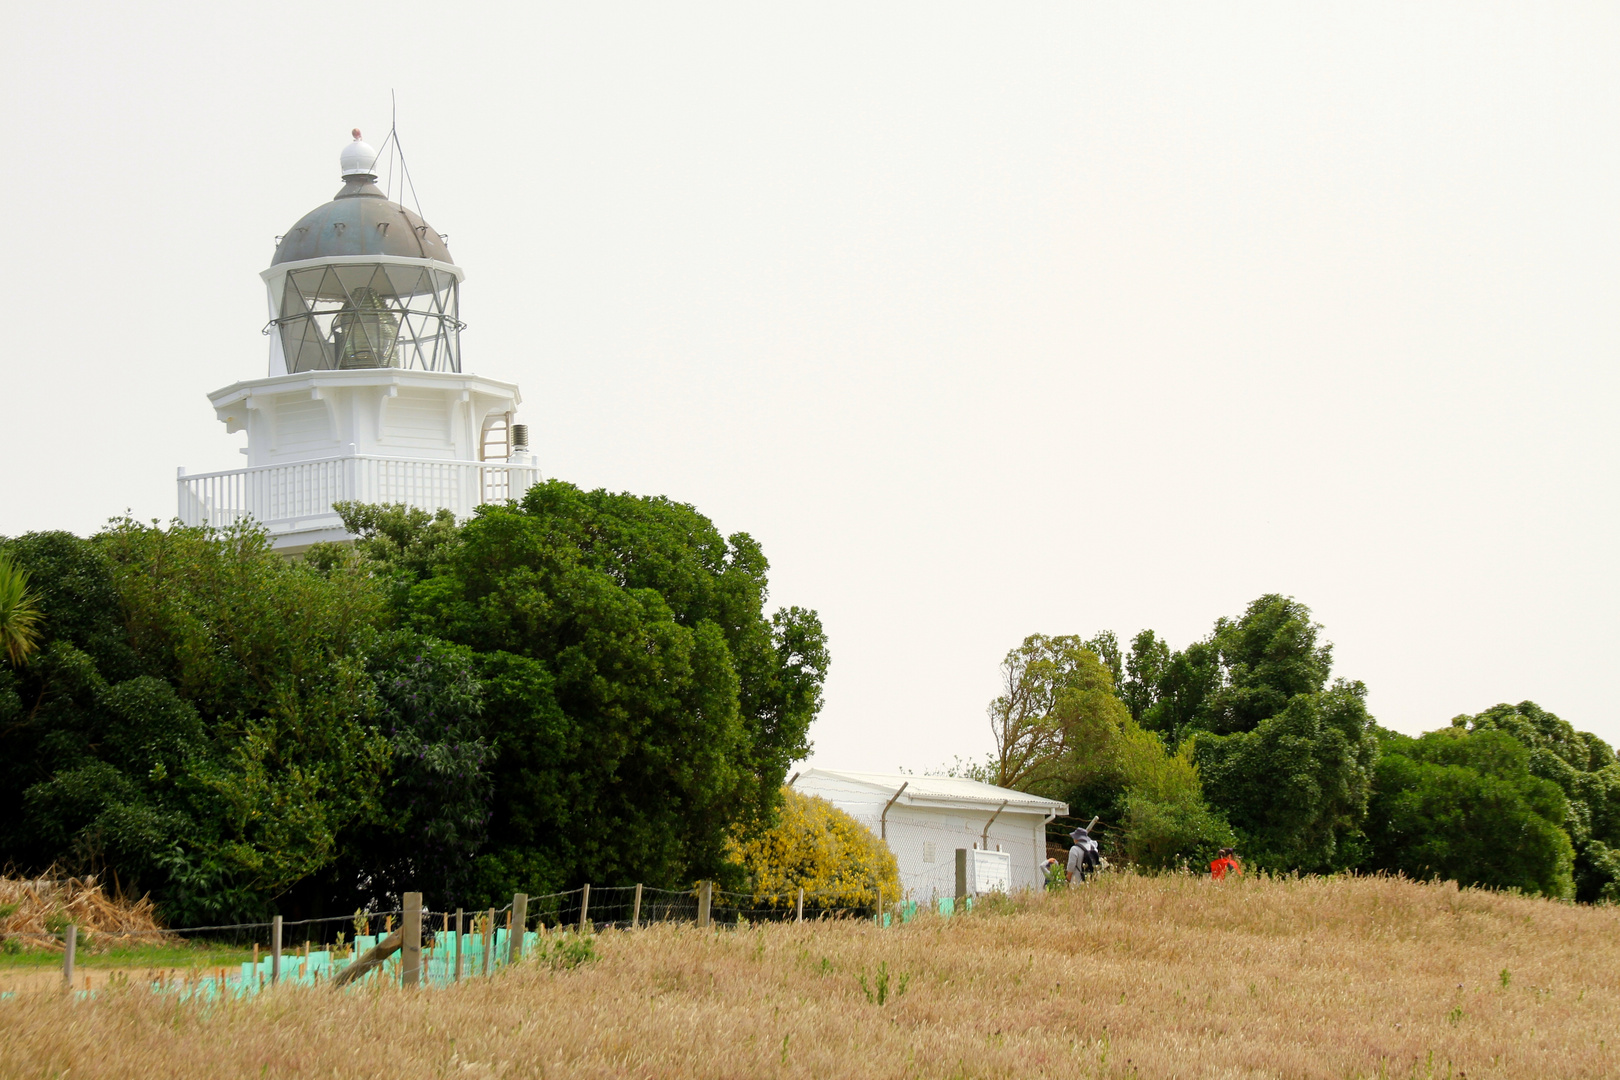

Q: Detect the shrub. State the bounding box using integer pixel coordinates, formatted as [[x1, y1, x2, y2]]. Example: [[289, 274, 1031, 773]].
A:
[[727, 788, 899, 909]]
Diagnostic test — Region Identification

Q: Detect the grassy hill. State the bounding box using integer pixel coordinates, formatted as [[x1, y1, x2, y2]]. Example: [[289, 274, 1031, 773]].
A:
[[4, 871, 1617, 1078]]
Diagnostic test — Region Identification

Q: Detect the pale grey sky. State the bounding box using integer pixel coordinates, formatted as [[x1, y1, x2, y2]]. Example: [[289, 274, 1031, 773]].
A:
[[2, 3, 1616, 769]]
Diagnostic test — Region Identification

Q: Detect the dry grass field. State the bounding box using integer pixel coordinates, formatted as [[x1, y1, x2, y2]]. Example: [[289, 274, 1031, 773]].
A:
[[3, 871, 1617, 1079]]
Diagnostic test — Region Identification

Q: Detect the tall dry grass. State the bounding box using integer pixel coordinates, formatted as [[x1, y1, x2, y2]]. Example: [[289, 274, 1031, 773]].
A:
[[3, 871, 1617, 1078], [0, 871, 166, 946]]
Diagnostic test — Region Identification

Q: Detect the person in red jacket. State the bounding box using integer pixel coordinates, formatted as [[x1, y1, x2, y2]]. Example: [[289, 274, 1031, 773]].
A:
[[1210, 848, 1242, 880]]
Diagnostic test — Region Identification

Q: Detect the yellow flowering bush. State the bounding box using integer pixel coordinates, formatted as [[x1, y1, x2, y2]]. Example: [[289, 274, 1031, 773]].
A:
[[727, 787, 900, 909]]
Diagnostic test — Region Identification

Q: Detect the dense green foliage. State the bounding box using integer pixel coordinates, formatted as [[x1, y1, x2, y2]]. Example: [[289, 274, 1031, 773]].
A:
[[330, 484, 828, 903], [992, 594, 1612, 898], [0, 522, 389, 924], [1451, 702, 1620, 901], [327, 634, 493, 909], [982, 634, 1233, 869], [0, 481, 827, 922], [1192, 680, 1378, 873], [1364, 727, 1574, 897], [990, 597, 1376, 873], [4, 496, 1609, 913]]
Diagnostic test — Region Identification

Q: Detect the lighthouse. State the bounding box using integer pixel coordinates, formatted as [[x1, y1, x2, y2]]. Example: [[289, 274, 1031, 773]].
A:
[[177, 131, 538, 552]]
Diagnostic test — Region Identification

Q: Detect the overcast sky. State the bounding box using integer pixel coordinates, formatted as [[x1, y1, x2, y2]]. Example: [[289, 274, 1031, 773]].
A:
[[3, 3, 1616, 770]]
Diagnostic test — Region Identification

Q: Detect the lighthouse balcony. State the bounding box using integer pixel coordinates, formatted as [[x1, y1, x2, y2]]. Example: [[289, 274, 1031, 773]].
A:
[[176, 452, 540, 551]]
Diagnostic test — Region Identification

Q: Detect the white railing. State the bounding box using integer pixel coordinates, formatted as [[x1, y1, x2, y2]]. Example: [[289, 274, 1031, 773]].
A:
[[177, 454, 541, 534]]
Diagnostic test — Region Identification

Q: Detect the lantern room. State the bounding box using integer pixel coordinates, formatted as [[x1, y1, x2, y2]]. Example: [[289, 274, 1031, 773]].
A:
[[263, 132, 463, 375]]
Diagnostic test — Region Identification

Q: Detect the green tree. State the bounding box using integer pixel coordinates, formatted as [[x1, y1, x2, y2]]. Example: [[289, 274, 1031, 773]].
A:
[[986, 634, 1116, 791], [0, 523, 393, 923], [1120, 784, 1237, 871], [98, 519, 391, 907], [1451, 702, 1620, 901], [0, 532, 208, 912], [321, 633, 494, 911], [1080, 631, 1123, 693], [986, 633, 1233, 869], [1100, 724, 1235, 870], [1129, 595, 1334, 744], [1203, 595, 1333, 735], [1120, 629, 1170, 726], [1364, 726, 1574, 898], [336, 482, 828, 899], [0, 531, 141, 681], [1193, 679, 1377, 872], [1138, 639, 1222, 746], [1098, 596, 1374, 871], [1459, 701, 1614, 772]]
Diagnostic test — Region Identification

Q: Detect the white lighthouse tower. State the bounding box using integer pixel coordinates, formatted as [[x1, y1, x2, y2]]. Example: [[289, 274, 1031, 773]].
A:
[[177, 131, 538, 552]]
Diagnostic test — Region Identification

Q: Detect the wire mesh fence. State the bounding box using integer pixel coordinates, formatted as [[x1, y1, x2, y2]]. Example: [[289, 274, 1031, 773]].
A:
[[17, 878, 983, 1002], [13, 881, 973, 951], [0, 910, 398, 953]]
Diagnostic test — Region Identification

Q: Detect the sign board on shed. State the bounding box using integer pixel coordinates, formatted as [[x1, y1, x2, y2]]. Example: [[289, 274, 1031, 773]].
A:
[[972, 849, 1012, 894]]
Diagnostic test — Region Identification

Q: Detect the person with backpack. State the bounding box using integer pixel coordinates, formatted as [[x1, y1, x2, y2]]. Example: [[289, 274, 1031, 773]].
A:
[[1066, 826, 1101, 884]]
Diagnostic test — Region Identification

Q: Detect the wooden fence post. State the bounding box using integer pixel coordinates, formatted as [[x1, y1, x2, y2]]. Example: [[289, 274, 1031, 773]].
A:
[[955, 849, 968, 912], [454, 909, 464, 982], [402, 892, 422, 987], [271, 915, 283, 984], [632, 883, 643, 929], [62, 924, 76, 991], [697, 880, 712, 929], [510, 894, 528, 964], [578, 884, 591, 933], [796, 887, 804, 923], [483, 908, 494, 975]]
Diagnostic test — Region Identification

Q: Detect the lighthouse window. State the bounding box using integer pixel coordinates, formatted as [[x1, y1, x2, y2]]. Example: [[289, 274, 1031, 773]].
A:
[[277, 263, 461, 374]]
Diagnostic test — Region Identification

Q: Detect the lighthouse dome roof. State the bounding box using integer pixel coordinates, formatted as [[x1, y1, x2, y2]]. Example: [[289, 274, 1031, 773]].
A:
[[271, 131, 454, 267]]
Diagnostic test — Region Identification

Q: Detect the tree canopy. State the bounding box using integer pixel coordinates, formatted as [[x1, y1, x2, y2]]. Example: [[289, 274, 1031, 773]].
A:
[[0, 550, 43, 667], [0, 482, 828, 922], [1449, 703, 1620, 901], [984, 634, 1233, 870], [1364, 727, 1574, 897], [1192, 680, 1377, 872], [6, 505, 1610, 915], [1, 521, 390, 923], [326, 483, 829, 902], [987, 594, 1603, 898], [1031, 596, 1375, 873]]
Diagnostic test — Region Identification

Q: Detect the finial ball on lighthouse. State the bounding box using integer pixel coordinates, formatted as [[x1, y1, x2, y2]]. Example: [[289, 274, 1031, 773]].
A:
[[339, 129, 378, 179]]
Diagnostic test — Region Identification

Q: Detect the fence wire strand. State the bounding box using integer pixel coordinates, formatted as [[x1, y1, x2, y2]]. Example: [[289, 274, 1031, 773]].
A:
[[11, 879, 967, 964]]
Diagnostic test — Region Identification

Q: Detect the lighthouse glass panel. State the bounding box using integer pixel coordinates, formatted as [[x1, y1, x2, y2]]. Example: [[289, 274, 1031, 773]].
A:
[[277, 264, 461, 373]]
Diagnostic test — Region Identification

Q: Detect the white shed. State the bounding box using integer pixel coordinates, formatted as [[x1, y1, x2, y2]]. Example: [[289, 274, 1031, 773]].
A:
[[792, 769, 1068, 901]]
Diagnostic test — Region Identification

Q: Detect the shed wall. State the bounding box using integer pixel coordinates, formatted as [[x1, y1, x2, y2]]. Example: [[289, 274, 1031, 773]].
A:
[[881, 806, 1045, 899], [793, 777, 1049, 900]]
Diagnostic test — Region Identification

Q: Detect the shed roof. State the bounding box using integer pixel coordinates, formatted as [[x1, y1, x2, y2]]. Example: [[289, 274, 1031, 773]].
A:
[[795, 769, 1067, 816]]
